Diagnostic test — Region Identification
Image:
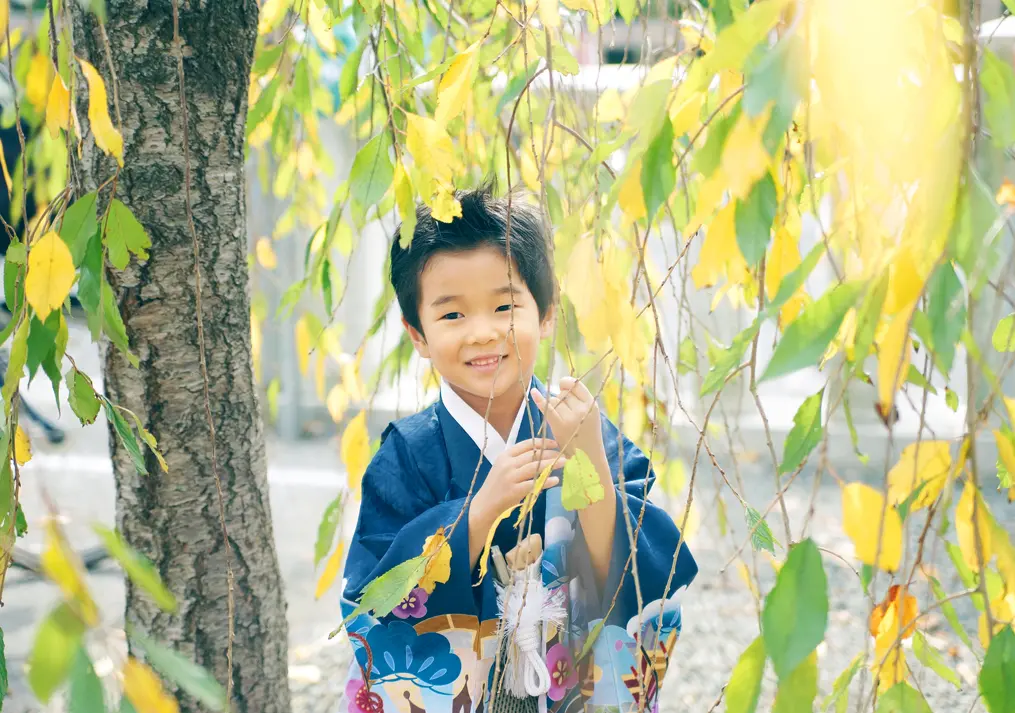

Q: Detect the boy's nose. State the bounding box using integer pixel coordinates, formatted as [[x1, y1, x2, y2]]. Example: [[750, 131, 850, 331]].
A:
[[467, 318, 504, 345]]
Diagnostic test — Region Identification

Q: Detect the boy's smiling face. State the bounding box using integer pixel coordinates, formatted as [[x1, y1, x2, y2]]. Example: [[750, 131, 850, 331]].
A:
[[404, 245, 553, 413]]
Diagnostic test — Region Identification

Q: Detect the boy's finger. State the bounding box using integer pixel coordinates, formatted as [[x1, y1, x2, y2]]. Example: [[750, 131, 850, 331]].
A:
[[511, 438, 558, 455], [516, 457, 566, 480], [544, 476, 561, 489]]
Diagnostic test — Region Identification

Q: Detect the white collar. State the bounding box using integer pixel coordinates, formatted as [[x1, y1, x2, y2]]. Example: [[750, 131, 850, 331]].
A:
[[440, 379, 528, 463]]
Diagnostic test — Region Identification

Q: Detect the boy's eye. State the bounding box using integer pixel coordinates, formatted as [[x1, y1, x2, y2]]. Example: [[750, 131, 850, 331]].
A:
[[496, 304, 519, 312], [441, 312, 463, 321]]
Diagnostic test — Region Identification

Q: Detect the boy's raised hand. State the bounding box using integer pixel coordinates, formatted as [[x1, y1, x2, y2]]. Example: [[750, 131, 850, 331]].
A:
[[470, 438, 565, 525], [531, 377, 606, 459]]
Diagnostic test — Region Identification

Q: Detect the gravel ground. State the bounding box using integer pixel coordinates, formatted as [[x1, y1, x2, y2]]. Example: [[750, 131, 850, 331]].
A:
[[286, 451, 1005, 713]]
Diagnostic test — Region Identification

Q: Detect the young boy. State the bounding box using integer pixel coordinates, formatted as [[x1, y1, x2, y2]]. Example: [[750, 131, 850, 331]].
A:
[[340, 186, 697, 713]]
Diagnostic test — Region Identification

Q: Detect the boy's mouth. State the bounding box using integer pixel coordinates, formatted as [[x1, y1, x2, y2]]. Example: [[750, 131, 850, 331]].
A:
[[466, 354, 508, 371]]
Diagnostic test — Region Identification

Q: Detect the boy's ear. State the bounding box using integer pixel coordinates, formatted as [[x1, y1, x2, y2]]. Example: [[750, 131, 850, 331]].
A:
[[539, 304, 556, 339], [402, 316, 430, 358]]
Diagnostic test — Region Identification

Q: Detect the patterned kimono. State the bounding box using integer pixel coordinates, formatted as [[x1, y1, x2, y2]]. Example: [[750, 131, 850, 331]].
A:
[[340, 378, 697, 713]]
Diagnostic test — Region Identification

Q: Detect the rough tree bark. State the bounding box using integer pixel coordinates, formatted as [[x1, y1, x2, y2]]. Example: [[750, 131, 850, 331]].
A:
[[71, 1, 291, 711]]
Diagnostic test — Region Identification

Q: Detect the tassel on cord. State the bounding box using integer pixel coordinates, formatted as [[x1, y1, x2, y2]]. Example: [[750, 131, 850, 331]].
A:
[[494, 540, 566, 699]]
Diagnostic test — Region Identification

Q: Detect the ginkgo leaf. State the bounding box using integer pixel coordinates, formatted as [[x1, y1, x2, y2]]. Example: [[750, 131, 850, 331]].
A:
[[842, 483, 903, 572], [955, 480, 993, 572], [341, 410, 370, 492], [46, 75, 71, 138], [886, 441, 952, 512], [315, 540, 345, 600], [561, 448, 605, 511], [255, 238, 277, 269], [78, 59, 124, 166], [123, 658, 180, 713], [435, 43, 480, 126], [14, 425, 32, 466], [419, 527, 452, 594], [26, 231, 76, 321]]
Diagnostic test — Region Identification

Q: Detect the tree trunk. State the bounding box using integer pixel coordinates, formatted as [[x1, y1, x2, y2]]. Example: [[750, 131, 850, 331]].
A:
[[71, 2, 291, 711]]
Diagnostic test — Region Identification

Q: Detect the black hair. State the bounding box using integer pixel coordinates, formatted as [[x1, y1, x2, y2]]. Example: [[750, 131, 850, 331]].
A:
[[390, 182, 556, 336]]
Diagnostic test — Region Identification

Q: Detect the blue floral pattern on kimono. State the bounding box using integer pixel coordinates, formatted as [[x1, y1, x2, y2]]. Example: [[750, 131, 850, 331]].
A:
[[339, 378, 697, 713]]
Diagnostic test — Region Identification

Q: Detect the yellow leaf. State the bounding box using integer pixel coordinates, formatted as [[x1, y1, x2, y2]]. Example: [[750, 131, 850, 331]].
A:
[[684, 171, 725, 237], [255, 238, 277, 270], [123, 658, 180, 713], [766, 226, 805, 327], [342, 351, 366, 402], [46, 75, 71, 138], [478, 505, 518, 582], [955, 480, 992, 572], [1003, 396, 1015, 426], [618, 161, 647, 223], [886, 441, 952, 511], [406, 114, 455, 187], [308, 1, 338, 54], [874, 646, 910, 693], [25, 231, 76, 321], [394, 163, 417, 247], [979, 590, 1015, 648], [842, 483, 903, 572], [517, 462, 557, 527], [435, 43, 480, 127], [314, 540, 345, 599], [720, 110, 770, 200], [327, 384, 349, 424], [41, 521, 99, 626], [991, 518, 1015, 595], [431, 184, 462, 223], [669, 90, 704, 137], [0, 1, 7, 43], [997, 178, 1015, 207], [26, 53, 52, 111], [595, 89, 625, 123], [877, 308, 913, 415], [539, 0, 561, 28], [736, 560, 759, 599], [78, 59, 124, 166], [14, 426, 32, 466], [314, 353, 327, 402], [870, 584, 919, 644], [995, 430, 1015, 482], [341, 410, 370, 492], [419, 527, 452, 594], [692, 202, 746, 289], [295, 317, 312, 376], [258, 0, 292, 33]]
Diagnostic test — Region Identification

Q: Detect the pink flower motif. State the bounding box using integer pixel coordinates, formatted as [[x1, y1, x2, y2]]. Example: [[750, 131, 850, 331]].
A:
[[546, 643, 578, 701], [391, 587, 429, 619], [346, 678, 384, 713]]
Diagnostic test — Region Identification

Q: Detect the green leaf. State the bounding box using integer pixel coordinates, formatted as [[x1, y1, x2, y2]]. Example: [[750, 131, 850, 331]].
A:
[[252, 42, 286, 76], [104, 402, 147, 476], [701, 324, 758, 395], [993, 314, 1015, 353], [743, 34, 805, 153], [926, 262, 965, 373], [949, 167, 999, 274], [945, 541, 981, 609], [677, 336, 698, 375], [105, 199, 152, 271], [26, 313, 60, 382], [849, 274, 888, 373], [576, 619, 606, 664], [761, 283, 861, 382], [130, 630, 228, 711], [561, 448, 605, 511], [340, 38, 367, 101], [904, 364, 937, 395], [0, 627, 8, 708], [3, 320, 29, 405], [773, 652, 817, 713], [246, 74, 281, 137], [641, 117, 676, 222], [315, 495, 344, 568], [762, 538, 828, 679], [945, 387, 959, 412], [860, 564, 873, 595], [69, 645, 106, 713], [616, 0, 637, 24], [876, 683, 932, 713], [735, 173, 776, 267], [78, 230, 103, 338], [345, 554, 429, 621], [101, 280, 138, 368], [59, 191, 99, 266], [712, 0, 734, 30], [842, 392, 868, 465], [93, 525, 176, 611], [745, 505, 775, 555], [767, 242, 823, 317], [821, 654, 862, 713], [779, 388, 823, 475], [981, 49, 1015, 147], [15, 504, 28, 537], [725, 636, 766, 713], [693, 104, 739, 178], [551, 44, 579, 76], [349, 133, 394, 214], [28, 604, 86, 703], [981, 625, 1015, 713], [67, 369, 102, 425], [5, 241, 26, 265], [912, 630, 961, 689], [495, 61, 542, 116]]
